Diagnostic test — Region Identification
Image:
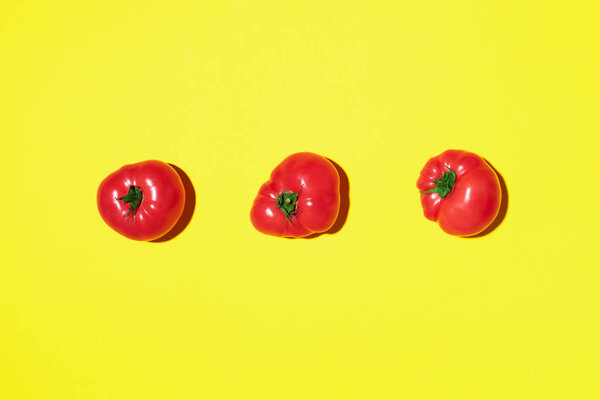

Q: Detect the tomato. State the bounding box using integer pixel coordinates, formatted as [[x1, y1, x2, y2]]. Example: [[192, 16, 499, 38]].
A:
[[417, 150, 501, 236], [97, 160, 186, 241], [250, 152, 341, 237]]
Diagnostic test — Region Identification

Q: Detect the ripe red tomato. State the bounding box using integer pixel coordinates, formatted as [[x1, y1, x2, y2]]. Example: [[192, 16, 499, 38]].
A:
[[250, 152, 341, 237], [417, 150, 501, 236], [97, 160, 185, 241]]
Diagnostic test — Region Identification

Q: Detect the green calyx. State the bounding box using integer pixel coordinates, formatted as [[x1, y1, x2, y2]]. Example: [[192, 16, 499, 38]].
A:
[[276, 188, 301, 223], [116, 185, 143, 217], [421, 165, 456, 198]]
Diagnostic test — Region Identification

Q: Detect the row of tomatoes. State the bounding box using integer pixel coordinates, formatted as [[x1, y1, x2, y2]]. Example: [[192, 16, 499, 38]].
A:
[[97, 150, 502, 241]]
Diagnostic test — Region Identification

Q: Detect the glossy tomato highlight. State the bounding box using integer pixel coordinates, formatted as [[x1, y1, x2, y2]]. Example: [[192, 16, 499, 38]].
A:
[[417, 150, 501, 236], [97, 160, 185, 241]]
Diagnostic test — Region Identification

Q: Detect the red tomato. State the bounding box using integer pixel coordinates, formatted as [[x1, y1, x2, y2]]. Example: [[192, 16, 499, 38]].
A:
[[250, 152, 341, 237], [417, 150, 501, 236], [97, 160, 185, 241]]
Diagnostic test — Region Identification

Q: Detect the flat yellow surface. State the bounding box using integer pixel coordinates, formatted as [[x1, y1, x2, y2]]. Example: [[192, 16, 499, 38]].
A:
[[1, 1, 599, 399]]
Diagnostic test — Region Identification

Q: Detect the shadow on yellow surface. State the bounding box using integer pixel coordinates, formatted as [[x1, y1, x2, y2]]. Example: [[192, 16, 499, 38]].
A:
[[469, 160, 509, 238], [305, 158, 350, 239], [151, 164, 196, 243]]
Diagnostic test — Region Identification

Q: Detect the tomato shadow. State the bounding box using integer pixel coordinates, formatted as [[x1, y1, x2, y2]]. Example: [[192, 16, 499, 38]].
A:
[[467, 160, 508, 238], [305, 158, 350, 239], [151, 164, 196, 243]]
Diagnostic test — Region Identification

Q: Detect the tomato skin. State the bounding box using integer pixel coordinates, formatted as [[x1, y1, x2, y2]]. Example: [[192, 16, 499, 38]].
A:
[[417, 150, 501, 236], [250, 152, 341, 238], [97, 160, 185, 241]]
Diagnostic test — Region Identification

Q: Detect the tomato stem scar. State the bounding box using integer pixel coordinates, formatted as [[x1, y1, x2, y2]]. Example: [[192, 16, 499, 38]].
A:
[[276, 186, 303, 223], [420, 165, 456, 198], [116, 185, 143, 217]]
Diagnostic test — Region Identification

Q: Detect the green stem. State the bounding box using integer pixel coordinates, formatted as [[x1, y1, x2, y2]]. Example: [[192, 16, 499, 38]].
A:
[[116, 185, 143, 216], [276, 187, 302, 222], [420, 165, 456, 198]]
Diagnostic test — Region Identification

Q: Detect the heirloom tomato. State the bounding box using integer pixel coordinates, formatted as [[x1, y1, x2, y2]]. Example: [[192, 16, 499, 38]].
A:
[[97, 160, 185, 241], [417, 150, 501, 236], [250, 152, 340, 238]]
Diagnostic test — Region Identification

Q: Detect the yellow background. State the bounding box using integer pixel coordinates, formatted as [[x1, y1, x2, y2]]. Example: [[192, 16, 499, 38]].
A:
[[1, 1, 599, 399]]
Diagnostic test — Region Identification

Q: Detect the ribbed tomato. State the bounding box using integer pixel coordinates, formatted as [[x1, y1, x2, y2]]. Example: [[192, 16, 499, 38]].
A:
[[250, 152, 340, 238], [417, 150, 501, 236], [97, 160, 185, 241]]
